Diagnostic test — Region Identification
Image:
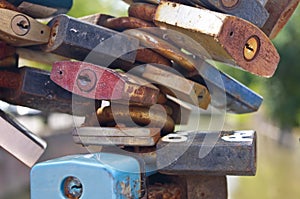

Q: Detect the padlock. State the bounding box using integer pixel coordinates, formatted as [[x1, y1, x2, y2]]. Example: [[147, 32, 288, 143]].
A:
[[153, 2, 280, 77], [131, 64, 211, 109], [51, 61, 160, 106], [0, 109, 47, 167], [0, 8, 50, 46], [73, 127, 161, 146], [31, 153, 145, 199], [262, 0, 300, 39], [0, 67, 96, 115], [41, 14, 139, 66], [6, 0, 73, 18], [156, 130, 256, 176], [95, 104, 175, 134]]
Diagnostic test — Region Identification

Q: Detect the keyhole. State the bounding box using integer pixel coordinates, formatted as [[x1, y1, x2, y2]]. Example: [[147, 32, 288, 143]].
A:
[[78, 75, 91, 86], [17, 20, 29, 29], [245, 43, 254, 52], [244, 36, 260, 61]]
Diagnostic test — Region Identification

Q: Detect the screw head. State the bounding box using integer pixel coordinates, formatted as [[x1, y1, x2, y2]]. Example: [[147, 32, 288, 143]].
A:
[[76, 69, 97, 92], [63, 176, 83, 199], [244, 36, 260, 61], [11, 15, 30, 36], [221, 0, 239, 8]]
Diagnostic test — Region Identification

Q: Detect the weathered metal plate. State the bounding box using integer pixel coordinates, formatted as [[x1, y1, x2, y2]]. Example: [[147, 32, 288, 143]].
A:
[[157, 131, 256, 176], [73, 127, 161, 137], [73, 135, 160, 147], [42, 14, 139, 65], [51, 61, 160, 106], [73, 126, 162, 147], [0, 110, 46, 167], [0, 67, 95, 115]]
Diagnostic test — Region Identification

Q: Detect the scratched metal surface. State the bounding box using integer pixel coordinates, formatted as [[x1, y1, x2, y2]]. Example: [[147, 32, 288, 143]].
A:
[[157, 130, 256, 176], [42, 14, 139, 66]]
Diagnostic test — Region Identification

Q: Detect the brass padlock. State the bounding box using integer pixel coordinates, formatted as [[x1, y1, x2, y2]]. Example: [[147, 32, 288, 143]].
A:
[[0, 8, 50, 46], [131, 64, 211, 109]]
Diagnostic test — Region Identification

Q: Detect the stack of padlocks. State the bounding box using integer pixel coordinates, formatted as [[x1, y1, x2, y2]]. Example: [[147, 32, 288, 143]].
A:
[[0, 0, 299, 198]]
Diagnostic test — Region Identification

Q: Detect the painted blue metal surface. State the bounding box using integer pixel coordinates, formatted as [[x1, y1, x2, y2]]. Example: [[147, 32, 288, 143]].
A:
[[31, 153, 142, 199], [7, 0, 73, 18]]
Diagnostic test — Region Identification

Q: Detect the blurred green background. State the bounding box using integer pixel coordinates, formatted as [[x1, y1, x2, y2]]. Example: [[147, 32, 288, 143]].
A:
[[1, 0, 300, 198]]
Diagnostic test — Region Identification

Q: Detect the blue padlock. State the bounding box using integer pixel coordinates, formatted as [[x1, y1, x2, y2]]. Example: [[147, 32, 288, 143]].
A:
[[31, 153, 144, 199], [7, 0, 73, 18]]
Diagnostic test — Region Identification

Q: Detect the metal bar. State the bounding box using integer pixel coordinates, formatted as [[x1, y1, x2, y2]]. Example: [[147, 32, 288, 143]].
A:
[[0, 110, 46, 167]]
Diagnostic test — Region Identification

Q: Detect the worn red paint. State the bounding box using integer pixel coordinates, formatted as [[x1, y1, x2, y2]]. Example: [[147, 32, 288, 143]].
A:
[[51, 61, 159, 105]]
